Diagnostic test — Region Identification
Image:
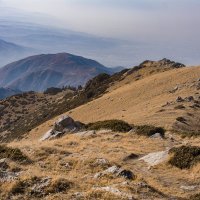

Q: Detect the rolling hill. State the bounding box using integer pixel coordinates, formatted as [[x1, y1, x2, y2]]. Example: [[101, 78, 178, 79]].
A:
[[0, 53, 116, 91]]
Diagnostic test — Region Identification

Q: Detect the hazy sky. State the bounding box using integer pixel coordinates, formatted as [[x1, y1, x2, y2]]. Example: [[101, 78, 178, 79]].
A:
[[1, 0, 200, 43]]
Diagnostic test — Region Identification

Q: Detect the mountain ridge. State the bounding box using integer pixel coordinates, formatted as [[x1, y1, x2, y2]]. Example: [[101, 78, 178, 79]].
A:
[[0, 53, 117, 91]]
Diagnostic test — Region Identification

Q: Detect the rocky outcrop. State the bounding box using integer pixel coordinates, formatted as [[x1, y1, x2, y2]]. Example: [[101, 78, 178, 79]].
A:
[[40, 116, 84, 141], [94, 165, 135, 180]]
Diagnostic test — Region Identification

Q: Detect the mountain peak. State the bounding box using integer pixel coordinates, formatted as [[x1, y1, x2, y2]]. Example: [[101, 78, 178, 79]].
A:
[[0, 53, 113, 92]]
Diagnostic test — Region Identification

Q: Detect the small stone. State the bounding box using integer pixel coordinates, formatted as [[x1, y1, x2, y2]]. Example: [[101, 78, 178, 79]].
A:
[[180, 185, 197, 191], [150, 133, 163, 139]]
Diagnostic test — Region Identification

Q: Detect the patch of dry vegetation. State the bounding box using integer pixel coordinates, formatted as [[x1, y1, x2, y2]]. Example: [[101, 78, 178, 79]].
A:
[[0, 145, 30, 164], [135, 125, 165, 137], [169, 146, 200, 169]]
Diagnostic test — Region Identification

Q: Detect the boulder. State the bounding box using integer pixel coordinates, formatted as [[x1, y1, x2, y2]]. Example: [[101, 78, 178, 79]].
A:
[[139, 150, 169, 166], [40, 116, 84, 141], [54, 116, 83, 133]]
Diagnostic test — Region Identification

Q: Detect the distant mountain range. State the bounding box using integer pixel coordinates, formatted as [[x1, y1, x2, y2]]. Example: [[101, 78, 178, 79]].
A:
[[0, 87, 21, 99], [0, 53, 121, 92], [0, 38, 34, 67]]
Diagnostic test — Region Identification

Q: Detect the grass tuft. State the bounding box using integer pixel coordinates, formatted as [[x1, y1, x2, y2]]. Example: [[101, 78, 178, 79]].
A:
[[0, 145, 30, 164]]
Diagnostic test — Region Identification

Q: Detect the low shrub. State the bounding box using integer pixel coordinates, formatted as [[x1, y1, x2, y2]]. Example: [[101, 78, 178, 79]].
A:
[[176, 131, 200, 138], [47, 178, 72, 193], [168, 146, 200, 169], [135, 125, 165, 137], [10, 177, 72, 197], [44, 87, 62, 95], [0, 145, 30, 164], [190, 193, 200, 200], [86, 120, 132, 132]]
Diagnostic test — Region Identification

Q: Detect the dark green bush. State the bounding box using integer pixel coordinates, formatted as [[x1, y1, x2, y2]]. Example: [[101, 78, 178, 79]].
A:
[[47, 178, 72, 193], [44, 87, 62, 95], [86, 120, 132, 132], [135, 125, 165, 137], [169, 146, 200, 169], [0, 145, 30, 164]]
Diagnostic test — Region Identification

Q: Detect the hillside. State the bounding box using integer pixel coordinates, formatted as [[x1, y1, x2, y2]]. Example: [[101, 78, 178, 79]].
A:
[[0, 53, 114, 91], [67, 65, 200, 134], [0, 59, 200, 200]]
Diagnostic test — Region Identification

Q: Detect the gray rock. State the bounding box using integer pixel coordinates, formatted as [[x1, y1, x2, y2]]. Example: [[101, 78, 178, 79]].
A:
[[150, 133, 163, 139], [180, 185, 197, 191], [94, 165, 134, 180], [40, 129, 63, 141], [40, 116, 84, 141], [139, 150, 169, 166], [54, 115, 83, 133], [93, 186, 134, 200], [0, 171, 21, 182]]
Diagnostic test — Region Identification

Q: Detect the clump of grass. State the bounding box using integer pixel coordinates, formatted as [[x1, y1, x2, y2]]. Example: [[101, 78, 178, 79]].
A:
[[47, 178, 72, 193], [10, 177, 72, 197], [168, 146, 200, 169], [135, 125, 165, 137], [176, 131, 200, 138], [174, 105, 185, 109], [85, 190, 128, 200], [0, 145, 30, 164], [190, 193, 200, 200], [86, 120, 132, 132], [176, 117, 187, 123]]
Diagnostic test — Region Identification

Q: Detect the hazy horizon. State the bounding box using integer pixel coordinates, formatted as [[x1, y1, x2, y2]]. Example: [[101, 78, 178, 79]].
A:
[[0, 0, 200, 67]]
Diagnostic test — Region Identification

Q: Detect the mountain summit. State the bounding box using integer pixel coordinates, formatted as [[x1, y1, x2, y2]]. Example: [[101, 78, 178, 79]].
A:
[[0, 53, 114, 91]]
